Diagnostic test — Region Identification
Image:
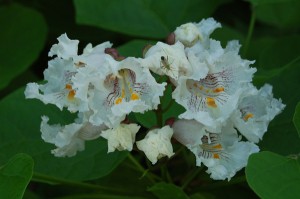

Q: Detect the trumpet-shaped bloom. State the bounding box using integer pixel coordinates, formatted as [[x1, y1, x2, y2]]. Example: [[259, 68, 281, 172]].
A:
[[173, 119, 259, 180], [174, 18, 221, 47], [173, 40, 256, 130], [25, 33, 112, 112], [73, 57, 166, 127], [101, 123, 140, 152], [142, 42, 192, 80], [41, 115, 106, 157], [136, 126, 174, 164], [231, 84, 285, 143]]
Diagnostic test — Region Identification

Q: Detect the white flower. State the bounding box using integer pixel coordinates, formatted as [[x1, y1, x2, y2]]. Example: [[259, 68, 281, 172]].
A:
[[73, 57, 166, 127], [48, 33, 79, 59], [40, 115, 106, 157], [174, 18, 221, 47], [142, 42, 192, 80], [231, 84, 285, 143], [136, 126, 174, 164], [173, 119, 259, 180], [172, 40, 256, 130], [100, 123, 140, 152], [25, 33, 112, 112]]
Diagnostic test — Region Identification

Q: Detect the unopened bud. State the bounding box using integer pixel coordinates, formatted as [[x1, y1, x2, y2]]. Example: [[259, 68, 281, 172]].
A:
[[166, 32, 175, 45], [105, 48, 120, 59]]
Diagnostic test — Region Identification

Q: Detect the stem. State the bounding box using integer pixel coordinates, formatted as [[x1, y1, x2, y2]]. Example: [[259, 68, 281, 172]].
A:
[[160, 165, 173, 183], [127, 153, 156, 184], [243, 6, 256, 57], [32, 172, 124, 193], [156, 104, 163, 127], [181, 167, 203, 190]]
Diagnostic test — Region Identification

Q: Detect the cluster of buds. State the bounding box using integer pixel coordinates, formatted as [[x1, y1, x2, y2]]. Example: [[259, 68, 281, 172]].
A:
[[25, 18, 285, 180]]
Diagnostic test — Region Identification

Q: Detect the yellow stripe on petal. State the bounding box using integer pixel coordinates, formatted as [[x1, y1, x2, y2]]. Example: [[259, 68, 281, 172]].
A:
[[213, 144, 222, 149], [131, 93, 140, 101], [115, 98, 123, 105], [206, 97, 217, 108], [213, 153, 220, 159], [213, 87, 224, 93], [243, 113, 254, 121], [67, 90, 76, 101]]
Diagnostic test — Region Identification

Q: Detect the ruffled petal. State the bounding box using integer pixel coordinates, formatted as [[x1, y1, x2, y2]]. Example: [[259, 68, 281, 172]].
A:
[[101, 123, 140, 152], [136, 126, 174, 164], [231, 84, 285, 142]]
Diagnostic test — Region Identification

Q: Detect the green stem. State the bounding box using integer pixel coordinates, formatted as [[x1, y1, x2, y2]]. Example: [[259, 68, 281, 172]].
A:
[[32, 172, 124, 193], [160, 164, 173, 183], [181, 167, 203, 190], [156, 104, 163, 127], [127, 153, 156, 184], [243, 6, 256, 57]]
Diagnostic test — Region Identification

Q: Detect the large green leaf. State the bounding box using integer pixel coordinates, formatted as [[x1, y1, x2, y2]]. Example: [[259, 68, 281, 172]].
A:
[[246, 151, 300, 199], [252, 36, 300, 155], [117, 39, 156, 58], [148, 182, 189, 199], [0, 153, 34, 199], [250, 0, 300, 29], [293, 102, 300, 136], [74, 0, 229, 38], [0, 3, 47, 90], [0, 87, 127, 181]]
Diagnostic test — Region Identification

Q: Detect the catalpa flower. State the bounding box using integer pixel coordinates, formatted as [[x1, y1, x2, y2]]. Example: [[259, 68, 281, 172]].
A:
[[25, 33, 112, 112], [101, 123, 140, 153], [173, 119, 259, 180], [231, 84, 285, 143], [136, 126, 174, 164], [73, 57, 166, 127], [142, 42, 192, 80], [41, 115, 106, 157], [174, 18, 221, 47], [173, 40, 256, 130]]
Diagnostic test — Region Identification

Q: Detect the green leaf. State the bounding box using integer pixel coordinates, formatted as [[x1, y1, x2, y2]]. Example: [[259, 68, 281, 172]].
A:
[[117, 39, 156, 58], [74, 0, 230, 38], [251, 0, 300, 29], [247, 0, 295, 6], [0, 153, 34, 199], [246, 151, 300, 199], [0, 3, 47, 90], [293, 102, 300, 136], [148, 182, 189, 199], [74, 0, 169, 38], [0, 87, 127, 181], [252, 35, 300, 155], [134, 111, 157, 129], [95, 159, 154, 198], [211, 25, 245, 48]]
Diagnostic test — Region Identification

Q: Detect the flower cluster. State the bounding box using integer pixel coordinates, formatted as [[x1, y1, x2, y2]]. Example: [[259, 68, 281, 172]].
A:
[[25, 18, 285, 180]]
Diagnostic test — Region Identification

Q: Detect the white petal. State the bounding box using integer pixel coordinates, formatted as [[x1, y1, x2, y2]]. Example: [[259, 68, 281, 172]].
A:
[[101, 123, 140, 152], [231, 84, 285, 143], [136, 126, 174, 164], [174, 23, 201, 47], [173, 120, 259, 180], [49, 33, 79, 59], [40, 115, 106, 157], [142, 42, 192, 80], [172, 39, 256, 130]]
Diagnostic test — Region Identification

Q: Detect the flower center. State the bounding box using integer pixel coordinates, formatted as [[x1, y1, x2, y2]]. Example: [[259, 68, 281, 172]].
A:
[[240, 106, 254, 121], [199, 133, 225, 160], [105, 69, 141, 106], [186, 72, 230, 111]]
